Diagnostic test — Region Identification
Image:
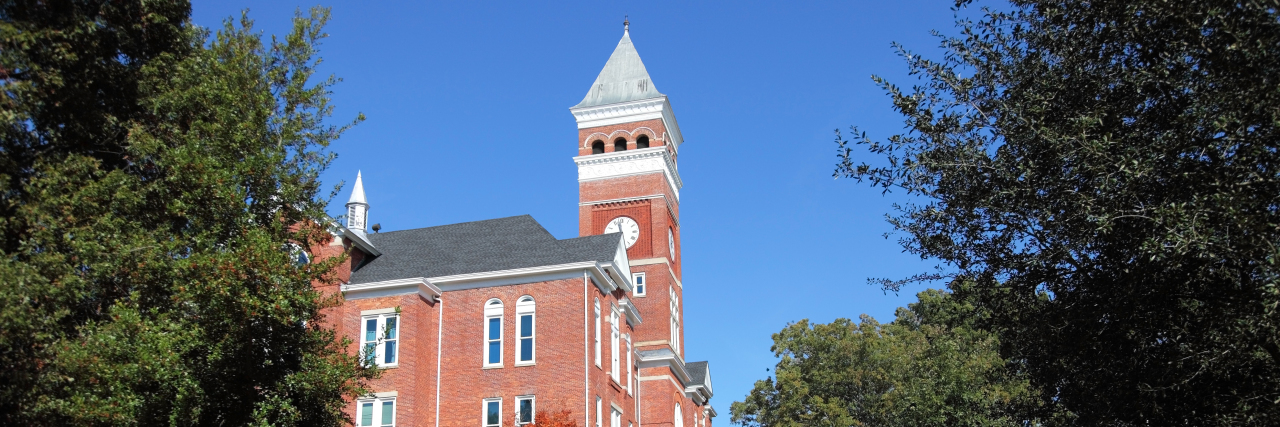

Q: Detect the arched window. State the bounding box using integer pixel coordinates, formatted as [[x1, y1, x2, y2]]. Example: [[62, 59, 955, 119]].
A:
[[592, 140, 605, 154], [637, 135, 650, 149], [484, 299, 504, 367], [614, 137, 628, 152], [516, 296, 536, 364], [675, 403, 684, 427]]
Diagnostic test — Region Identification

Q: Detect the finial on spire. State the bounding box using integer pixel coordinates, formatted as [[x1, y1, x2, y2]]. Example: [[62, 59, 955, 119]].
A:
[[623, 15, 629, 34]]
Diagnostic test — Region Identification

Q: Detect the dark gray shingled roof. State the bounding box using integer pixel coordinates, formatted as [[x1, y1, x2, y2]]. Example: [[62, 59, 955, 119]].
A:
[[686, 361, 709, 387], [349, 215, 620, 283]]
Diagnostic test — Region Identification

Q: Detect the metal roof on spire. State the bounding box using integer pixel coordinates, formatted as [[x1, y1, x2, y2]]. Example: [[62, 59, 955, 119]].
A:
[[574, 20, 664, 108], [347, 171, 367, 205]]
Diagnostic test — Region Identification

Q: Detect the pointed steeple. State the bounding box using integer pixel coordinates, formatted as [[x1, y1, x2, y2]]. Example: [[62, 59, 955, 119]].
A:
[[346, 171, 369, 232], [575, 21, 664, 108], [348, 171, 367, 205]]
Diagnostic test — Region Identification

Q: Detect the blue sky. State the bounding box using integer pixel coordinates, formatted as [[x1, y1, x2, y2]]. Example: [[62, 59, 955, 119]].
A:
[[192, 0, 962, 417]]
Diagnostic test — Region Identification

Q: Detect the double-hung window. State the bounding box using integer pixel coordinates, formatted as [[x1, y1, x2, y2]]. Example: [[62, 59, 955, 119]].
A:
[[483, 398, 502, 427], [626, 335, 634, 395], [593, 299, 601, 368], [484, 299, 504, 367], [610, 407, 622, 427], [632, 273, 645, 296], [610, 307, 620, 382], [670, 288, 681, 357], [356, 396, 395, 427], [361, 311, 399, 367], [594, 396, 602, 427], [516, 296, 535, 365], [516, 395, 535, 425]]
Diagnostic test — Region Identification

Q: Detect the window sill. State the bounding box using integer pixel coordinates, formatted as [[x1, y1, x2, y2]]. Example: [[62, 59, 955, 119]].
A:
[[375, 364, 399, 370], [483, 364, 504, 370], [515, 361, 536, 367], [608, 378, 623, 393]]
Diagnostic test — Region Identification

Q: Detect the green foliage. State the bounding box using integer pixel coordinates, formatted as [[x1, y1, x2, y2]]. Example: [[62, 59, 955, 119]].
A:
[[730, 289, 1046, 427], [0, 1, 374, 425], [836, 0, 1280, 424]]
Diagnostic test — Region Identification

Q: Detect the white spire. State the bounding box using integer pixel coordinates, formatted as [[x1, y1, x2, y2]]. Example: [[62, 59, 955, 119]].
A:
[[346, 171, 368, 231], [348, 171, 367, 205]]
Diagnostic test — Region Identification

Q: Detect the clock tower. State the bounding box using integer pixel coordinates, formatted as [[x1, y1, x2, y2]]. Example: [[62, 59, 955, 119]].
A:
[[572, 21, 687, 358]]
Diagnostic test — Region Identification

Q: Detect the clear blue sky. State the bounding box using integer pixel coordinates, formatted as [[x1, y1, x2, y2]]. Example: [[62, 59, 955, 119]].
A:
[[191, 0, 962, 417]]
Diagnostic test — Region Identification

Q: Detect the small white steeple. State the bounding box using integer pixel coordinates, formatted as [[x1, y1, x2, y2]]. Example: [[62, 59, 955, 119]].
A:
[[346, 171, 369, 232]]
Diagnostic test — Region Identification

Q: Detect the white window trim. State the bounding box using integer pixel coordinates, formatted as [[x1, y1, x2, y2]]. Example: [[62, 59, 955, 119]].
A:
[[626, 335, 634, 395], [483, 397, 503, 427], [594, 298, 602, 368], [632, 272, 646, 296], [361, 313, 400, 368], [610, 306, 621, 383], [515, 395, 535, 425], [484, 299, 504, 368], [595, 396, 603, 427], [516, 297, 536, 366], [356, 395, 396, 427], [610, 406, 622, 427]]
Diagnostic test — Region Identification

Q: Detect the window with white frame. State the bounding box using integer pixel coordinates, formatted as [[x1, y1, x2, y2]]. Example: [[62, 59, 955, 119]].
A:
[[593, 298, 601, 368], [674, 403, 684, 427], [516, 395, 534, 425], [670, 288, 681, 357], [356, 396, 395, 427], [632, 272, 645, 296], [611, 407, 622, 427], [610, 306, 620, 382], [361, 312, 399, 367], [484, 299, 503, 367], [625, 335, 634, 395], [516, 296, 535, 365], [595, 396, 602, 427], [483, 398, 502, 427]]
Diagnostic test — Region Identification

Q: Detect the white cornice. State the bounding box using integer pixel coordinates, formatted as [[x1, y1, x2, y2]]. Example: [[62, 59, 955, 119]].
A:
[[574, 146, 682, 201], [569, 96, 683, 150], [638, 350, 691, 386], [349, 260, 633, 296], [342, 277, 440, 302]]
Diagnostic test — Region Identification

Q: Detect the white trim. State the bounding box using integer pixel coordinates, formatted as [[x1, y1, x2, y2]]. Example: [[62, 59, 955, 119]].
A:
[[342, 277, 440, 302], [364, 391, 398, 398], [516, 296, 536, 366], [361, 307, 398, 316], [435, 295, 443, 427], [574, 146, 682, 201], [579, 194, 665, 206], [482, 398, 503, 427], [637, 350, 692, 386], [515, 395, 536, 425], [360, 313, 400, 368], [484, 299, 504, 368], [631, 272, 646, 296], [569, 96, 684, 150]]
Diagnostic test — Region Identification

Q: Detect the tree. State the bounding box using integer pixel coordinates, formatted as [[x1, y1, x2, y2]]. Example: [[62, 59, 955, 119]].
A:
[[730, 289, 1047, 427], [530, 409, 579, 427], [0, 2, 373, 425], [836, 0, 1280, 425]]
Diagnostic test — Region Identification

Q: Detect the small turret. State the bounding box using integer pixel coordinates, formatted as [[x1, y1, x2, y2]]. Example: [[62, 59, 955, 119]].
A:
[[346, 171, 369, 232]]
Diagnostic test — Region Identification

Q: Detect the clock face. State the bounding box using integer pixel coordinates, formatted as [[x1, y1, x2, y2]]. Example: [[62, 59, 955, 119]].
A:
[[604, 216, 641, 249]]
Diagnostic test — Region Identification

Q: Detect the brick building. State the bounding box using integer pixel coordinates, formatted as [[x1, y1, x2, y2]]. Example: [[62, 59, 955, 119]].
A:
[[316, 22, 715, 427]]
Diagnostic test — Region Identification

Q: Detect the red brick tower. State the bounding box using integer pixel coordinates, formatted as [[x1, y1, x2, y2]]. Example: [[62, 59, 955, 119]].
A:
[[572, 20, 712, 427]]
